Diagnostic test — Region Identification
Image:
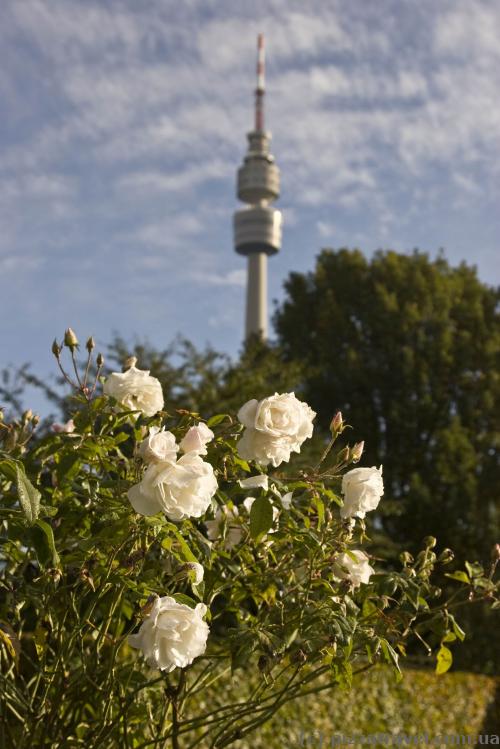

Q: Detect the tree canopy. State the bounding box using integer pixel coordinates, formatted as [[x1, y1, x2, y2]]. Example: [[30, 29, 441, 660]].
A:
[[274, 249, 500, 564]]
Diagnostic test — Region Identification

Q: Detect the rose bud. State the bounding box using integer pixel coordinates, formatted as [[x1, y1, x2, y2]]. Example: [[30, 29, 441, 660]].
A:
[[330, 411, 343, 434], [351, 441, 364, 463], [64, 328, 79, 350]]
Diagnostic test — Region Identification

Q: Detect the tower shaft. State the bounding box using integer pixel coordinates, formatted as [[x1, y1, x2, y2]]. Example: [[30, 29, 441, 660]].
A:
[[234, 34, 281, 341], [245, 252, 268, 339]]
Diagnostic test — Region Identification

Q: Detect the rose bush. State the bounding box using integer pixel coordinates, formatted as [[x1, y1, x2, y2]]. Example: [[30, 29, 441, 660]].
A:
[[0, 333, 498, 749]]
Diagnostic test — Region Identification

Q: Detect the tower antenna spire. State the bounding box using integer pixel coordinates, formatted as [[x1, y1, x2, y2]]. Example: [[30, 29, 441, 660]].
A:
[[255, 33, 265, 131]]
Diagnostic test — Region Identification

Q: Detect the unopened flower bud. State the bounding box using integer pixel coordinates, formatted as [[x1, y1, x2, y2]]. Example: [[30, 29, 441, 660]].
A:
[[123, 356, 137, 371], [351, 441, 364, 463], [85, 336, 95, 353], [438, 548, 454, 564], [96, 353, 104, 368], [337, 446, 350, 464], [32, 414, 40, 427], [64, 328, 79, 350], [423, 536, 437, 549], [400, 551, 414, 565], [330, 411, 343, 434], [52, 339, 62, 357], [492, 543, 500, 562], [22, 409, 33, 422]]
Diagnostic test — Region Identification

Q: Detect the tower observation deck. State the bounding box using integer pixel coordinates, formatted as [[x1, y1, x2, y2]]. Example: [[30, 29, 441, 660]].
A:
[[234, 34, 282, 340]]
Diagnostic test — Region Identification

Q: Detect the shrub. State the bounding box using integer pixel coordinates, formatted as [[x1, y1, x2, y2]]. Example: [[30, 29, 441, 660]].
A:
[[0, 333, 498, 748]]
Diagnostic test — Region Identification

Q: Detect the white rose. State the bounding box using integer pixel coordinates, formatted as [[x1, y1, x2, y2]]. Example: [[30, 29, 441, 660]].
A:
[[340, 466, 384, 519], [237, 393, 315, 467], [128, 596, 209, 672], [128, 453, 218, 521], [237, 428, 293, 467], [238, 474, 269, 491], [205, 506, 243, 549], [180, 423, 214, 456], [103, 365, 164, 417], [333, 550, 374, 587], [138, 427, 178, 464]]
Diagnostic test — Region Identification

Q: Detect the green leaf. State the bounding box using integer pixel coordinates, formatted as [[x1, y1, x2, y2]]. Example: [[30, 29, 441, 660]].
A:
[[285, 628, 299, 649], [436, 645, 453, 674], [449, 614, 466, 642], [322, 488, 342, 507], [362, 599, 378, 618], [249, 496, 274, 540], [380, 639, 402, 681], [0, 622, 20, 665], [465, 561, 483, 579], [56, 452, 81, 482], [233, 456, 251, 472], [313, 495, 325, 529], [337, 661, 353, 690], [0, 457, 17, 482], [444, 571, 470, 584], [207, 414, 230, 427], [31, 520, 60, 567], [172, 593, 197, 608], [165, 524, 199, 564], [16, 465, 40, 524]]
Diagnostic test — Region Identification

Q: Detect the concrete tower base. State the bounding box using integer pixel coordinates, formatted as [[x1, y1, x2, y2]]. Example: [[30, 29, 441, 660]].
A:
[[245, 252, 268, 339]]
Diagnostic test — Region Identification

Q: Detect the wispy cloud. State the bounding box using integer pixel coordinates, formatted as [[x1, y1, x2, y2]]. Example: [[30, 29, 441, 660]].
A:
[[0, 0, 499, 377]]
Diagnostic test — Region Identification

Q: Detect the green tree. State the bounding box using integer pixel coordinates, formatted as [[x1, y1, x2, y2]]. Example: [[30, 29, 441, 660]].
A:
[[275, 249, 500, 563]]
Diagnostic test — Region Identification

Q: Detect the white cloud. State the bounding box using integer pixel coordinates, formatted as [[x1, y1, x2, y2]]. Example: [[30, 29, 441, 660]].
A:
[[192, 269, 246, 287], [1, 0, 499, 375], [133, 214, 205, 246], [116, 161, 231, 195], [316, 221, 337, 239]]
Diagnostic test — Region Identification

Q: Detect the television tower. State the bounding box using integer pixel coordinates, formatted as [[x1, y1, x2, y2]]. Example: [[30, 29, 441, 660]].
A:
[[234, 34, 282, 340]]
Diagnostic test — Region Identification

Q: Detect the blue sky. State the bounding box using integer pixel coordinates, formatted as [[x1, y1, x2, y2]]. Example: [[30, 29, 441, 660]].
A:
[[1, 0, 499, 407]]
